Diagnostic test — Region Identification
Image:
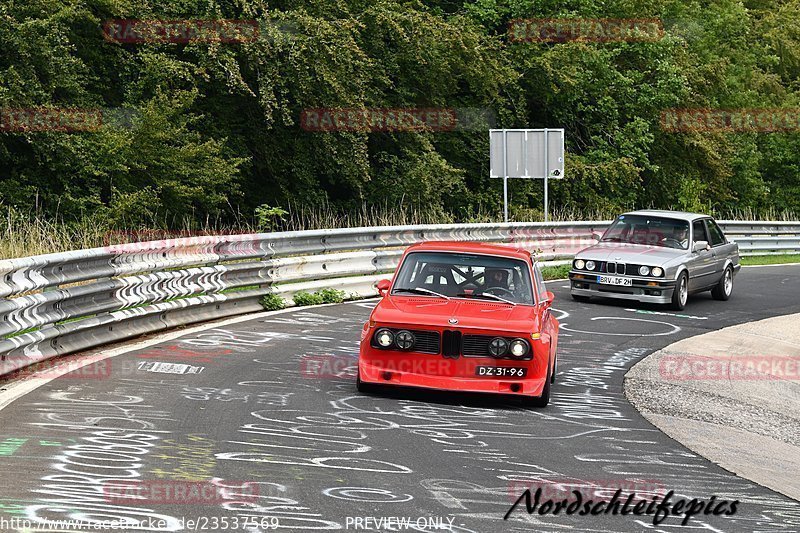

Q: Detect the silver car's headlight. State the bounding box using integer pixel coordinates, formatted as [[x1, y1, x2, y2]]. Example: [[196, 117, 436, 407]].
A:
[[574, 259, 585, 270], [651, 267, 664, 277], [585, 261, 596, 271], [639, 266, 651, 276]]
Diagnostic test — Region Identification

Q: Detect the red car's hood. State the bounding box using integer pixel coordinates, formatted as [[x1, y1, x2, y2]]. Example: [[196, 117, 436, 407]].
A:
[[372, 296, 539, 334]]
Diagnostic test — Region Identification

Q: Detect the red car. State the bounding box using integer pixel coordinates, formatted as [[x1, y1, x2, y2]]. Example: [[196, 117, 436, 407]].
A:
[[357, 241, 559, 406]]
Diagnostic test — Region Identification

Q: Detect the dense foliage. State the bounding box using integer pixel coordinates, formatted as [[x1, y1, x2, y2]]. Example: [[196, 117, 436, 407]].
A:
[[1, 0, 799, 225]]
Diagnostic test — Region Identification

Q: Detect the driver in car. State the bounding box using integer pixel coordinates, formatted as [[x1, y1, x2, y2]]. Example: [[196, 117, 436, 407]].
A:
[[483, 268, 510, 291], [477, 267, 532, 304], [674, 226, 689, 248], [660, 226, 689, 248]]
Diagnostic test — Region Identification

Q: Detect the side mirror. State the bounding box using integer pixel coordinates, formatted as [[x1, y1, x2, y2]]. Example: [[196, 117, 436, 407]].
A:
[[692, 240, 710, 253], [592, 232, 602, 241], [376, 279, 391, 296], [542, 290, 555, 308]]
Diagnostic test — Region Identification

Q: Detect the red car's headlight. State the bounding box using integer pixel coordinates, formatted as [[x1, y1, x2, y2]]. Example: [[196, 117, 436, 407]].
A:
[[374, 328, 395, 347], [488, 337, 509, 357], [395, 330, 415, 350], [509, 339, 530, 358]]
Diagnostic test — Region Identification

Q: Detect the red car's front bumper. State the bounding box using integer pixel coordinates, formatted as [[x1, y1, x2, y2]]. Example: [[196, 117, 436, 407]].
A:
[[358, 342, 550, 397]]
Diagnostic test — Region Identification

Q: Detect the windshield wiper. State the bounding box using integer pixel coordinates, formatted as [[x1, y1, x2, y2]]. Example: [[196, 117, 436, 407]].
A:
[[393, 287, 450, 300], [457, 292, 516, 305]]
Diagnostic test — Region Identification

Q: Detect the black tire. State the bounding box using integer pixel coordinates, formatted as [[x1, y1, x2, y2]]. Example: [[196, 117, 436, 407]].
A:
[[571, 294, 590, 303], [523, 362, 551, 408], [711, 266, 733, 301], [670, 271, 688, 311], [550, 354, 557, 384]]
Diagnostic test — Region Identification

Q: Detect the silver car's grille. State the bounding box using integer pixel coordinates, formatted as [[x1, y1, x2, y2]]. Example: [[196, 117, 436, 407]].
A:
[[600, 262, 653, 277]]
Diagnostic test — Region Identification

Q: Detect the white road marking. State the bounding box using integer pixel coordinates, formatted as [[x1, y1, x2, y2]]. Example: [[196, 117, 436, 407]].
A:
[[624, 308, 707, 320], [137, 361, 205, 374], [560, 317, 681, 337]]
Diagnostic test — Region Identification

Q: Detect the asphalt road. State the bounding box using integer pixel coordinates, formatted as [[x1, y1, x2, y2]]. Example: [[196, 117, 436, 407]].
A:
[[0, 265, 799, 532]]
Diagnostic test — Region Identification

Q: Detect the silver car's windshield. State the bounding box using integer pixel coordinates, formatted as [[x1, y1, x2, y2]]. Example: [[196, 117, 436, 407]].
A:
[[601, 215, 690, 250], [392, 252, 534, 305]]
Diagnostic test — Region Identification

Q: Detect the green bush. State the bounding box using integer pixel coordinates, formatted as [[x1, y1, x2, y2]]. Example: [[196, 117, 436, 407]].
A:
[[259, 293, 286, 311], [293, 291, 324, 306], [541, 264, 571, 281], [293, 288, 348, 306], [254, 204, 289, 231], [317, 288, 346, 304]]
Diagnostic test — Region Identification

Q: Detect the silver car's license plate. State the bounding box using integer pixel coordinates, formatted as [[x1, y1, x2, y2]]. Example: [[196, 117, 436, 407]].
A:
[[598, 275, 632, 286]]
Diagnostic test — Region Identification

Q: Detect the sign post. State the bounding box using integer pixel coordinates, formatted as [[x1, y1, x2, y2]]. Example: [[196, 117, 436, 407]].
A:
[[544, 130, 549, 222], [503, 130, 508, 222], [489, 129, 565, 222]]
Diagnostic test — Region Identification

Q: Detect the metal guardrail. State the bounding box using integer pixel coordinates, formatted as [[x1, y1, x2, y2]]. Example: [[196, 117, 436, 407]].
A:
[[0, 220, 797, 376], [720, 221, 800, 255]]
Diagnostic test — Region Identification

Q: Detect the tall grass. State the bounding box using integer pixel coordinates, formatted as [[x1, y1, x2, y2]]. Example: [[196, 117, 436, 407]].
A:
[[0, 203, 797, 261], [714, 207, 799, 221], [0, 208, 108, 259], [281, 199, 454, 230], [0, 207, 263, 260], [279, 201, 622, 230]]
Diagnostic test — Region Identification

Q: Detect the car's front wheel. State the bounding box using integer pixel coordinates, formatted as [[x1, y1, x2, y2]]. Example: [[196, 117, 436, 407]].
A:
[[670, 271, 689, 310], [522, 363, 551, 408], [711, 265, 734, 301]]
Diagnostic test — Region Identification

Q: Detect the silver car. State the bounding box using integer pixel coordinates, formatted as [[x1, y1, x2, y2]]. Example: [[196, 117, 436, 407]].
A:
[[569, 210, 740, 310]]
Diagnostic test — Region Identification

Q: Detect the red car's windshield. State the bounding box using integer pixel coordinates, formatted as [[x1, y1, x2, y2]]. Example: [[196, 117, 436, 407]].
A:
[[601, 215, 690, 250], [392, 251, 535, 305]]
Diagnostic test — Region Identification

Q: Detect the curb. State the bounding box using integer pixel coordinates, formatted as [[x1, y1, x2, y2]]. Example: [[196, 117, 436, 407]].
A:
[[623, 314, 800, 501]]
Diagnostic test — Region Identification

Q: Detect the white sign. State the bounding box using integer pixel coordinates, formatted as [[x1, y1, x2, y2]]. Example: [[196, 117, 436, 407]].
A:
[[489, 128, 565, 222], [490, 129, 564, 178]]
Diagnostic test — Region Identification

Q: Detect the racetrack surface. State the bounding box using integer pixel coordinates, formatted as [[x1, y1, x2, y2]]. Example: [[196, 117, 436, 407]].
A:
[[0, 266, 799, 532]]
